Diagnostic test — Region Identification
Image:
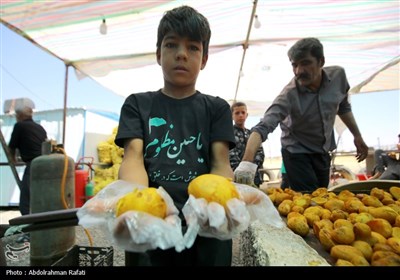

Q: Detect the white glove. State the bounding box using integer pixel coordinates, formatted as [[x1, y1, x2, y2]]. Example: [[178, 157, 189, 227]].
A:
[[234, 161, 258, 186], [181, 183, 285, 245], [182, 195, 250, 243], [78, 182, 185, 253]]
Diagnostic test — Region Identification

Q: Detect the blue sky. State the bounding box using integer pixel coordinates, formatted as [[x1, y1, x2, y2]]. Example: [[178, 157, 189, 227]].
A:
[[1, 24, 125, 114], [1, 24, 399, 154]]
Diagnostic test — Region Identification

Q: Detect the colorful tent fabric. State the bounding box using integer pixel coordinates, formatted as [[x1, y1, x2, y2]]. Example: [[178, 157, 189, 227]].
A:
[[1, 0, 399, 104]]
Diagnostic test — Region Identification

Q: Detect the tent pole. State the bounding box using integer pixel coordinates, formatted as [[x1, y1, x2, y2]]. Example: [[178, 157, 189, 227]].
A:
[[62, 64, 70, 147], [233, 0, 258, 102]]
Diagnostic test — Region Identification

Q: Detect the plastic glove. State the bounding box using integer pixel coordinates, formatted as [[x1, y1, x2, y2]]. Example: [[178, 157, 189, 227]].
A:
[[77, 181, 185, 253], [235, 183, 285, 228], [77, 180, 138, 227], [234, 161, 257, 186], [181, 182, 285, 248], [182, 195, 250, 243]]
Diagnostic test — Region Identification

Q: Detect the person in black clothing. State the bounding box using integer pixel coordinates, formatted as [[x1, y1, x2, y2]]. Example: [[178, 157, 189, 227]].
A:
[[9, 106, 47, 216], [114, 6, 235, 266]]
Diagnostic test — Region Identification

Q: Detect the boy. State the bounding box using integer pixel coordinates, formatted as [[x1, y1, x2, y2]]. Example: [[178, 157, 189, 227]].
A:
[[229, 101, 265, 187], [115, 6, 235, 266]]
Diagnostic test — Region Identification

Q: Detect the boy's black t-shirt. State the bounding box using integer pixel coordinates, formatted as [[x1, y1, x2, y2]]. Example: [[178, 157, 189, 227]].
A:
[[115, 90, 235, 211]]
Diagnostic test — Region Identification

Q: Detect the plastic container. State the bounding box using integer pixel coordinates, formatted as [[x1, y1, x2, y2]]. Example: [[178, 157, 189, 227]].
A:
[[85, 181, 94, 201]]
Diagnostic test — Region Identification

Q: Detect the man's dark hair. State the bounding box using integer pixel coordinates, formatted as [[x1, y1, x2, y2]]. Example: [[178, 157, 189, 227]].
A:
[[156, 5, 211, 56], [230, 101, 247, 112], [287, 37, 324, 61]]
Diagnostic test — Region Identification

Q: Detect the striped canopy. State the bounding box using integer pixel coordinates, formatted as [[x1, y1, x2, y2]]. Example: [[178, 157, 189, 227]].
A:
[[1, 0, 399, 105]]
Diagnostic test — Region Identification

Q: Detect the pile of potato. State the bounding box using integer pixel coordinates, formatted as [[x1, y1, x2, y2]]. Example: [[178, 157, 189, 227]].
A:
[[266, 186, 400, 266]]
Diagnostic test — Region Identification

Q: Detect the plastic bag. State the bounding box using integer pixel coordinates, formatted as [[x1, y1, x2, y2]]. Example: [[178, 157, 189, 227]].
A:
[[77, 180, 185, 253], [182, 182, 285, 245]]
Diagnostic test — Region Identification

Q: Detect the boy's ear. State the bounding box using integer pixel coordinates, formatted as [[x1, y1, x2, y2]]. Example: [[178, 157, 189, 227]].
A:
[[200, 54, 208, 70], [156, 49, 161, 65]]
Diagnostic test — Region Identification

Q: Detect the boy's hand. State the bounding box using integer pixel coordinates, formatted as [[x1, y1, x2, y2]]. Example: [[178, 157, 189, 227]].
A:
[[234, 161, 257, 186]]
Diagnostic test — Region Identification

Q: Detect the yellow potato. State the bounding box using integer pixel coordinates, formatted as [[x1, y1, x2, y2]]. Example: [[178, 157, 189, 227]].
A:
[[291, 205, 305, 214], [386, 237, 400, 254], [370, 187, 385, 200], [320, 209, 332, 220], [311, 196, 328, 206], [330, 209, 348, 222], [319, 228, 336, 251], [389, 186, 400, 200], [304, 212, 320, 227], [392, 227, 400, 238], [371, 255, 400, 266], [188, 174, 239, 208], [330, 245, 363, 262], [387, 203, 400, 215], [277, 200, 292, 216], [324, 198, 345, 212], [371, 231, 387, 244], [313, 219, 333, 237], [331, 226, 355, 245], [368, 206, 398, 225], [311, 187, 329, 197], [292, 196, 311, 209], [362, 195, 384, 208], [274, 192, 293, 205], [287, 215, 309, 237], [349, 255, 370, 266], [335, 259, 354, 266], [373, 243, 397, 253], [337, 190, 355, 201], [367, 218, 393, 239], [353, 222, 372, 239], [358, 234, 379, 248], [344, 198, 364, 213], [371, 250, 400, 266], [381, 197, 395, 205], [287, 211, 304, 220], [333, 219, 353, 229], [115, 187, 167, 218], [353, 212, 374, 224], [352, 240, 373, 261]]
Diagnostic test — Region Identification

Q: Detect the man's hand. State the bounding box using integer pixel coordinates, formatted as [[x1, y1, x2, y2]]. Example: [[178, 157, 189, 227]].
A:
[[234, 161, 257, 186], [354, 136, 368, 162]]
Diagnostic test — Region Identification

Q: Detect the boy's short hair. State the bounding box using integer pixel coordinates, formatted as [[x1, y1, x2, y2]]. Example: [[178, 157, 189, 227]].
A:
[[156, 5, 211, 56], [288, 37, 324, 61], [230, 101, 247, 112]]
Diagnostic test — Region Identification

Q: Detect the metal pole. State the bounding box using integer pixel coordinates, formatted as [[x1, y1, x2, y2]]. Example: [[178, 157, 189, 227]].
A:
[[0, 128, 22, 190], [62, 64, 70, 147], [233, 0, 259, 102]]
